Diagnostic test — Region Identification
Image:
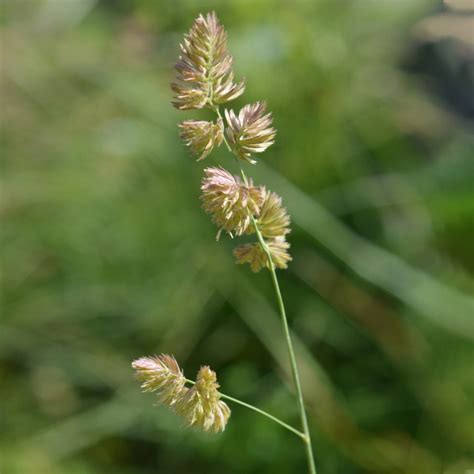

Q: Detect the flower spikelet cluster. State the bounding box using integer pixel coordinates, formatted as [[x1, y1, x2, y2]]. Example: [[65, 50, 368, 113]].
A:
[[201, 167, 263, 238], [255, 188, 291, 239], [176, 366, 231, 433], [234, 187, 292, 272], [172, 12, 245, 111], [225, 102, 276, 164], [172, 12, 290, 272], [132, 355, 231, 433], [179, 119, 224, 160], [200, 167, 292, 270], [234, 236, 291, 272], [132, 354, 186, 406]]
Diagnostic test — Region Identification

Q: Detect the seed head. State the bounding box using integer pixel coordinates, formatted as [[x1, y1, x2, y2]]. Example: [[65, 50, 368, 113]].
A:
[[172, 12, 245, 110], [171, 84, 208, 110], [176, 366, 231, 433], [132, 355, 230, 433], [233, 236, 292, 272], [255, 188, 291, 239], [179, 119, 224, 160], [201, 167, 263, 238], [225, 102, 276, 164], [132, 354, 186, 407]]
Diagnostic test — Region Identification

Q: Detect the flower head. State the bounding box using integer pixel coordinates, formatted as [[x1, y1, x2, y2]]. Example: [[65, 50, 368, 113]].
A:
[[132, 354, 186, 406], [179, 119, 224, 160], [176, 366, 231, 433], [255, 188, 291, 239], [225, 102, 276, 164], [201, 167, 263, 238], [234, 236, 292, 272], [171, 85, 208, 110], [132, 355, 230, 433], [172, 12, 245, 110]]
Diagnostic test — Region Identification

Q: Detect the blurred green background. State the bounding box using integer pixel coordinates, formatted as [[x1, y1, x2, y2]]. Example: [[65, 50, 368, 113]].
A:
[[1, 1, 474, 473]]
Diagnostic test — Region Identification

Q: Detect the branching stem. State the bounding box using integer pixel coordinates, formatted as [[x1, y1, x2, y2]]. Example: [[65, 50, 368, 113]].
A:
[[211, 104, 318, 474], [242, 169, 317, 474], [185, 378, 306, 440]]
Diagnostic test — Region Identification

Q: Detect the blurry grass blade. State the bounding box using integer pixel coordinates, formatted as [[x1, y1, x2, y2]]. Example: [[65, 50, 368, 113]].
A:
[[254, 163, 474, 341]]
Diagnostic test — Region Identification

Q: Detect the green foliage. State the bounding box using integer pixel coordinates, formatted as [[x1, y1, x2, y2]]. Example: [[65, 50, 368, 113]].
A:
[[1, 1, 473, 473]]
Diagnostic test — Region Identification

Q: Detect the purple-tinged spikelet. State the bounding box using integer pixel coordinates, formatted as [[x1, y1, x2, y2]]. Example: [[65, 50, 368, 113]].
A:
[[176, 366, 231, 433], [225, 102, 276, 164], [132, 355, 231, 433], [132, 354, 186, 406], [172, 12, 245, 110], [201, 167, 264, 238], [255, 188, 291, 239], [179, 119, 224, 160], [234, 236, 292, 272]]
